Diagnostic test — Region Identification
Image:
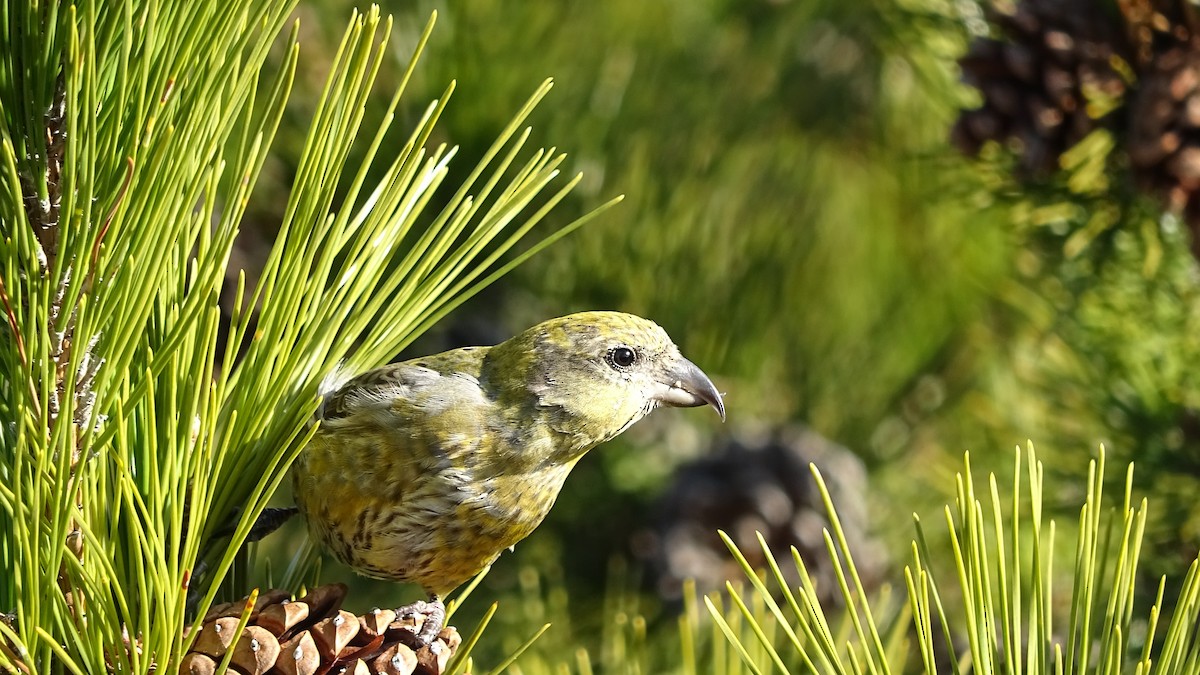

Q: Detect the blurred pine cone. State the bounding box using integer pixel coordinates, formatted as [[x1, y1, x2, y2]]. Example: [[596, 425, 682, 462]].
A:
[[635, 427, 885, 606], [180, 584, 462, 675], [951, 0, 1131, 175], [951, 0, 1200, 249], [1124, 2, 1200, 245]]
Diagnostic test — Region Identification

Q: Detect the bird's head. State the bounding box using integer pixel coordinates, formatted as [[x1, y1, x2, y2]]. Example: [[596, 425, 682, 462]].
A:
[[487, 311, 724, 459]]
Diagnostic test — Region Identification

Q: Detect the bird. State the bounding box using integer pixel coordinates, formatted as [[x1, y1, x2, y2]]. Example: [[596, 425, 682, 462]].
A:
[[288, 311, 724, 644]]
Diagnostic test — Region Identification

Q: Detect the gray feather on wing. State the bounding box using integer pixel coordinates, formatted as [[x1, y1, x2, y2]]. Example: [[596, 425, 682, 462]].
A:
[[320, 364, 434, 419]]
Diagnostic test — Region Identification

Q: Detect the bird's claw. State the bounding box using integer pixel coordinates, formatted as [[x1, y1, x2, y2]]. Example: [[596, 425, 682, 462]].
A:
[[394, 597, 446, 647]]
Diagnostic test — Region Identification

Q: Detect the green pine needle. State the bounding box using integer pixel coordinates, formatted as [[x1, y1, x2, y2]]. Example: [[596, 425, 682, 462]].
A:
[[709, 443, 1200, 674], [0, 3, 614, 673]]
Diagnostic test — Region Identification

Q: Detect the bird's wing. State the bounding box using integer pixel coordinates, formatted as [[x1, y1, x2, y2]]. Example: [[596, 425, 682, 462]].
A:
[[303, 345, 494, 507], [319, 346, 489, 422]]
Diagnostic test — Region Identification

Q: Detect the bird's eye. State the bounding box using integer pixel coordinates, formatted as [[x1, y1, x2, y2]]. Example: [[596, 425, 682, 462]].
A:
[[607, 346, 638, 369]]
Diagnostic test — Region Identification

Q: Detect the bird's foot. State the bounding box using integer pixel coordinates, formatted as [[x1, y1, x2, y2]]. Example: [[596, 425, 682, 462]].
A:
[[395, 596, 445, 647]]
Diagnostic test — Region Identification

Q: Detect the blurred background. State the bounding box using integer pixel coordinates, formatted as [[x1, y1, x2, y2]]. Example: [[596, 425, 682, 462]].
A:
[[238, 0, 1200, 668]]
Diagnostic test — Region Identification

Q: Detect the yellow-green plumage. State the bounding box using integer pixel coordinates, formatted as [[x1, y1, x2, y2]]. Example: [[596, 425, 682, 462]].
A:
[[293, 311, 724, 598]]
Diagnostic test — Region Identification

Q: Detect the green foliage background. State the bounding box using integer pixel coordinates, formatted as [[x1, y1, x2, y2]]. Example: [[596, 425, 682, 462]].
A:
[[8, 0, 1200, 671], [236, 0, 1200, 668]]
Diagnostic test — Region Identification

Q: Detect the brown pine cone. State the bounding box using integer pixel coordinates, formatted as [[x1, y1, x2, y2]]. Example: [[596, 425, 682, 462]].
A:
[[1119, 0, 1198, 67], [952, 0, 1131, 175], [1128, 43, 1200, 184], [634, 426, 886, 607], [1124, 3, 1200, 249], [180, 584, 463, 675]]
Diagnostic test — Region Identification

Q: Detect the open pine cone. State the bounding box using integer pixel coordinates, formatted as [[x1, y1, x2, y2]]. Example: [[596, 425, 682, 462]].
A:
[[1123, 0, 1200, 246], [952, 0, 1131, 175], [635, 427, 886, 606], [180, 584, 462, 675], [952, 0, 1200, 252]]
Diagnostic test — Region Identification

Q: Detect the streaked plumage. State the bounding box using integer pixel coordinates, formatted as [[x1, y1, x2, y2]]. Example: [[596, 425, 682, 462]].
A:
[[292, 311, 724, 638]]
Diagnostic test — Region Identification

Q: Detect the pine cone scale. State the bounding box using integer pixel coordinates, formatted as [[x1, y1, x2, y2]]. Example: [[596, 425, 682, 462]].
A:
[[181, 585, 462, 675]]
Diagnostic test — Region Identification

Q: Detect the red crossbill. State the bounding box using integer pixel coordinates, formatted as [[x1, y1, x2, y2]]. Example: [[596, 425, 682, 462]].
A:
[[291, 311, 724, 642]]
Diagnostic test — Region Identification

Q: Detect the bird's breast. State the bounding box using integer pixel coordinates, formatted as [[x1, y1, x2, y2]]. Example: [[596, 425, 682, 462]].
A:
[[294, 427, 577, 594]]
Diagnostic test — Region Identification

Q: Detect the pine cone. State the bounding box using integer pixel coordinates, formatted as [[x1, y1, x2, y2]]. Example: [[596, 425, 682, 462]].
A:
[[1123, 0, 1200, 248], [952, 0, 1130, 175], [635, 427, 886, 606], [1128, 42, 1200, 203], [180, 584, 463, 675]]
